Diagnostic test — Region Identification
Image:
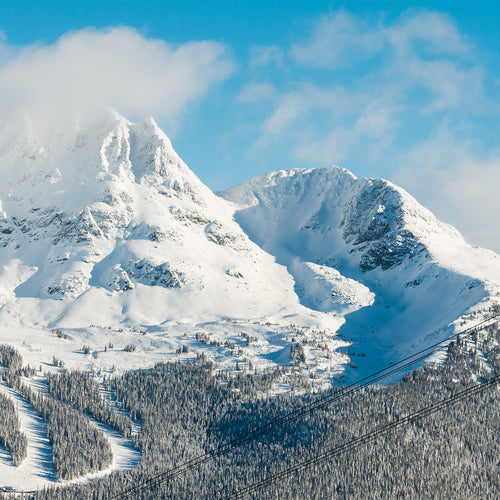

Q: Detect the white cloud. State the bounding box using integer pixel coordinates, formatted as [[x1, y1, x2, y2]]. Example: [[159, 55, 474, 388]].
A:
[[388, 11, 471, 57], [289, 11, 383, 68], [0, 27, 234, 132], [249, 45, 284, 67], [394, 130, 500, 252]]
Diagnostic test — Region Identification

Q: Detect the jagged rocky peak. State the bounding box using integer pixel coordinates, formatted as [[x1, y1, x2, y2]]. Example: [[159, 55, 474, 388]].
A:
[[0, 108, 202, 211], [0, 108, 215, 237], [128, 115, 205, 198], [222, 166, 435, 272], [0, 109, 299, 314]]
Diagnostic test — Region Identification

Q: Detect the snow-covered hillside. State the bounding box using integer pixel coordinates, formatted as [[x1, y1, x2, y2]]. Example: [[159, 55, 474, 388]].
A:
[[222, 168, 500, 378], [0, 109, 314, 329], [0, 110, 498, 382]]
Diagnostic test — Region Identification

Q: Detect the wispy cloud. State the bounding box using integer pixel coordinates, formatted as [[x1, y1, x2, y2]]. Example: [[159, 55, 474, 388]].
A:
[[387, 11, 471, 57], [249, 45, 284, 68], [238, 9, 498, 250], [289, 11, 383, 68], [290, 10, 472, 69], [394, 129, 500, 252], [294, 100, 398, 164], [0, 27, 234, 132]]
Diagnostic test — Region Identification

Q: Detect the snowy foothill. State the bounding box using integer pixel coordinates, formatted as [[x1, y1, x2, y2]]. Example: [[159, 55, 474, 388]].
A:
[[0, 315, 349, 387]]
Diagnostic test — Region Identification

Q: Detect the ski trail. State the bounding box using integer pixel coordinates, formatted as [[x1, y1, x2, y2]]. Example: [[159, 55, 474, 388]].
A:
[[0, 377, 141, 491], [0, 381, 56, 490], [66, 418, 141, 485]]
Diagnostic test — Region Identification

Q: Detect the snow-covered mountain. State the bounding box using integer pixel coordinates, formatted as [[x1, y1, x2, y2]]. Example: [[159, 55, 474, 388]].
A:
[[0, 109, 308, 328], [221, 167, 500, 375], [0, 109, 498, 379]]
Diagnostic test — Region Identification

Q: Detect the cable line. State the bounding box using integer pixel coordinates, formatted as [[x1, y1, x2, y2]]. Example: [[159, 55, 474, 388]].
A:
[[110, 312, 500, 499], [221, 372, 500, 499]]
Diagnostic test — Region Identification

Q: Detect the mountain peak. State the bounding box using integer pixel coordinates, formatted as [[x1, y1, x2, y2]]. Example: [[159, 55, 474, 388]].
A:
[[223, 165, 479, 272], [0, 112, 498, 383], [0, 111, 305, 328], [136, 115, 161, 132]]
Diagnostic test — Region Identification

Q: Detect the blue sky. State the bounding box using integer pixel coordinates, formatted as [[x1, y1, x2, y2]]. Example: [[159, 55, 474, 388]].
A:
[[0, 1, 499, 251]]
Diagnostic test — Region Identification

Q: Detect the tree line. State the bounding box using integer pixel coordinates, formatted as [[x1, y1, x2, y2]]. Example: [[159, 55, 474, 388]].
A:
[[0, 391, 27, 465], [46, 370, 133, 438], [22, 318, 500, 499]]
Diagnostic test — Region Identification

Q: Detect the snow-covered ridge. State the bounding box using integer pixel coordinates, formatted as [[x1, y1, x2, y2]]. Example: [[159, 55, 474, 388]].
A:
[[0, 108, 498, 382], [222, 166, 500, 378], [222, 165, 500, 285]]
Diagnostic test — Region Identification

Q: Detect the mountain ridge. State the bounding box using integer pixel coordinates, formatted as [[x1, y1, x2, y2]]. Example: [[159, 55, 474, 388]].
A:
[[221, 165, 500, 377], [0, 109, 498, 381]]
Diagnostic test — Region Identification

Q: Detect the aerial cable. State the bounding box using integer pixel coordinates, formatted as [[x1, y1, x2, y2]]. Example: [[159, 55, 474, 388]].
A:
[[110, 312, 500, 499], [221, 373, 500, 499]]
